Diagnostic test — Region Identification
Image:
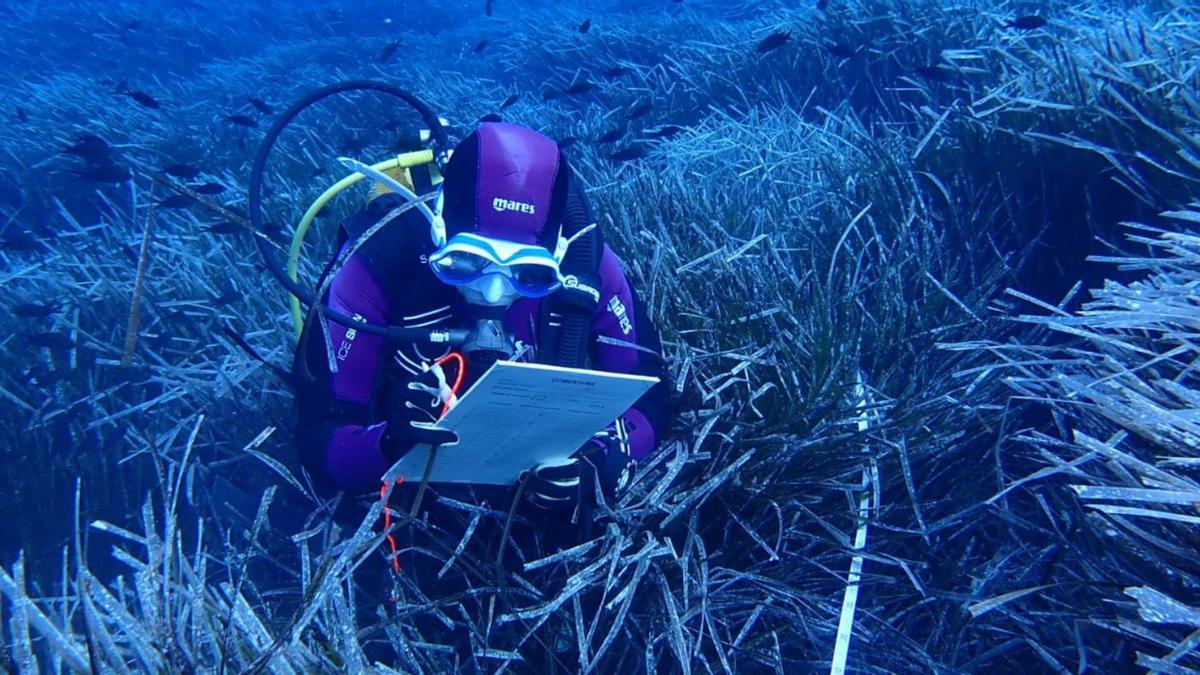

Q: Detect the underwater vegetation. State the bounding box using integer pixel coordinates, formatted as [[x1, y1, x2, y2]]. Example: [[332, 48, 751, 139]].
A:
[[0, 0, 1198, 672]]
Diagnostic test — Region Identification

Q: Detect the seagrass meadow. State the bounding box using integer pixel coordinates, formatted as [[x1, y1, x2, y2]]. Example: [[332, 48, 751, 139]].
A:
[[0, 0, 1198, 671]]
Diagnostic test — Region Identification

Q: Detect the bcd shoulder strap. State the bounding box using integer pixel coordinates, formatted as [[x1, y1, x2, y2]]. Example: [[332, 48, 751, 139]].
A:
[[538, 174, 603, 368]]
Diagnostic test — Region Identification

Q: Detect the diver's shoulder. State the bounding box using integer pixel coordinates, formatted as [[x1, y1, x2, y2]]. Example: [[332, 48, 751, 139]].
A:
[[354, 195, 437, 266]]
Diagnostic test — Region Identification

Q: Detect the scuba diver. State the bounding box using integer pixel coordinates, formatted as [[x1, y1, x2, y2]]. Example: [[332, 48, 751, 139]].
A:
[[291, 121, 671, 526], [238, 82, 671, 663]]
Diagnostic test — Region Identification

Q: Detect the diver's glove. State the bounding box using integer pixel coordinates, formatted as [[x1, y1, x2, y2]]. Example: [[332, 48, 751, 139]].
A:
[[525, 432, 634, 511], [381, 364, 460, 463]]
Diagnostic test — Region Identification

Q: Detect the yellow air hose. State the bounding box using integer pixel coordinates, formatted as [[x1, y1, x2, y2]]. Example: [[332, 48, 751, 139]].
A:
[[287, 149, 436, 336]]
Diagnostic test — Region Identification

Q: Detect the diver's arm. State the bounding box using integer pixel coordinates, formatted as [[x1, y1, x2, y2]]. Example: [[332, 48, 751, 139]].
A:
[[590, 246, 671, 461], [293, 249, 395, 491]]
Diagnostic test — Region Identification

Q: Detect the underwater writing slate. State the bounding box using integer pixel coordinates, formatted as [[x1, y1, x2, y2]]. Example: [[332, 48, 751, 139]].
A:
[[387, 361, 658, 485]]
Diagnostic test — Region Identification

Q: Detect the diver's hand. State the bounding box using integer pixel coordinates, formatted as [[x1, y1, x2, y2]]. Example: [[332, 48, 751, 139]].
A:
[[396, 363, 458, 423], [381, 366, 460, 463], [525, 434, 633, 511], [383, 421, 458, 463]]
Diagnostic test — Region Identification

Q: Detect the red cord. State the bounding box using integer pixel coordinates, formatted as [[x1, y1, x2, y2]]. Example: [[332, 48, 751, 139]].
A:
[[378, 352, 465, 578], [434, 351, 467, 418], [380, 476, 405, 574]]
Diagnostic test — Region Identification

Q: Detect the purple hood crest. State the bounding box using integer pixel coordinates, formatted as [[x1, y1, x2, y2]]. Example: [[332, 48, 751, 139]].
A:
[[442, 123, 563, 247]]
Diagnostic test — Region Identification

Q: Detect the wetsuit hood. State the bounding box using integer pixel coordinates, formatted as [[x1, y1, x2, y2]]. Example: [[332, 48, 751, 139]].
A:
[[439, 122, 568, 251]]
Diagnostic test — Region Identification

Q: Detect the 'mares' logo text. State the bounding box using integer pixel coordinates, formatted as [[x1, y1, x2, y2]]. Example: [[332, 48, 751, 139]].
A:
[[492, 197, 536, 215], [608, 296, 633, 335]]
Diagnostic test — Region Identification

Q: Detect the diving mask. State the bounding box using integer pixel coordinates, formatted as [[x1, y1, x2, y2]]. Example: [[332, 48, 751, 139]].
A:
[[429, 232, 562, 298]]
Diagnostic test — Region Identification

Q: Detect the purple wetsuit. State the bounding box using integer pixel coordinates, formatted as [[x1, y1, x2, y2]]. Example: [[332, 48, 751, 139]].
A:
[[293, 124, 670, 493]]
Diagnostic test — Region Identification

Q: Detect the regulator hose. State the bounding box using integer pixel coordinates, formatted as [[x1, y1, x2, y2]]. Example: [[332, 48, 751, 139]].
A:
[[247, 80, 452, 342]]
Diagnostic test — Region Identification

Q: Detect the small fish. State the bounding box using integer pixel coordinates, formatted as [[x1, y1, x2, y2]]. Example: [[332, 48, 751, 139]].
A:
[[260, 221, 285, 241], [163, 163, 201, 179], [607, 145, 648, 162], [22, 365, 63, 388], [191, 182, 226, 195], [627, 101, 652, 119], [914, 64, 953, 81], [578, 18, 591, 33], [542, 89, 560, 102], [379, 40, 401, 63], [561, 80, 594, 96], [379, 119, 406, 133], [100, 427, 129, 454], [157, 194, 195, 209], [122, 19, 141, 30], [757, 31, 791, 54], [15, 107, 28, 123], [11, 301, 62, 318], [246, 97, 274, 114], [596, 127, 625, 144], [0, 231, 42, 252], [486, 0, 493, 16], [224, 114, 259, 128], [473, 39, 489, 53], [202, 221, 241, 235], [479, 113, 503, 123], [1007, 15, 1048, 30], [817, 0, 828, 10], [26, 365, 67, 386], [557, 136, 578, 149], [825, 41, 856, 58], [210, 289, 240, 306], [499, 93, 520, 109], [643, 124, 685, 139], [340, 135, 369, 155], [123, 89, 161, 109], [117, 242, 139, 263], [24, 332, 75, 351], [603, 66, 633, 79], [221, 325, 292, 382], [71, 163, 131, 183], [62, 134, 111, 161], [311, 167, 326, 177], [108, 364, 149, 384]]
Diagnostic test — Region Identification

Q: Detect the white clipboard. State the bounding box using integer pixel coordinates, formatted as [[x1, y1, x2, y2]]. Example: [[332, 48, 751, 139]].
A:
[[386, 361, 658, 485]]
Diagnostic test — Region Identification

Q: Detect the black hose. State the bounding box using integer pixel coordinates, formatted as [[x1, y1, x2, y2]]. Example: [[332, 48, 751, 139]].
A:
[[247, 80, 452, 342]]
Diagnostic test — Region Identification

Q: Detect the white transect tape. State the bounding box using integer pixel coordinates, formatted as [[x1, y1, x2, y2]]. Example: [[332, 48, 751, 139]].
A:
[[830, 371, 875, 675]]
